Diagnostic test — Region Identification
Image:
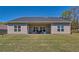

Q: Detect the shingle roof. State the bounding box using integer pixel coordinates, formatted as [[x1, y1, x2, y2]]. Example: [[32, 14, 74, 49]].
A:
[[8, 17, 71, 23]]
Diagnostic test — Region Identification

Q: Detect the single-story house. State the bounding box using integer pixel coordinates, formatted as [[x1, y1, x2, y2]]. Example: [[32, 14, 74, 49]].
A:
[[7, 17, 71, 34], [0, 25, 7, 34]]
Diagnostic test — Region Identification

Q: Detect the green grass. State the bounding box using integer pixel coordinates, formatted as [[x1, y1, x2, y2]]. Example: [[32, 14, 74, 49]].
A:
[[0, 33, 79, 52]]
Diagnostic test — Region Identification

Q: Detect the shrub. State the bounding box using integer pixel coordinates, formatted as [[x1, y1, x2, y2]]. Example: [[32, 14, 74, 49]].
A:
[[0, 30, 7, 35]]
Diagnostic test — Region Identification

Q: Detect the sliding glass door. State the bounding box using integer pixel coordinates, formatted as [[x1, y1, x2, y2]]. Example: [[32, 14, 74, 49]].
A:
[[32, 26, 46, 34]]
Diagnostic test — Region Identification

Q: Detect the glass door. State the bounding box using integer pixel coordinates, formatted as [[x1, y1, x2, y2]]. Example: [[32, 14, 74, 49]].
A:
[[32, 26, 46, 34], [40, 26, 46, 34]]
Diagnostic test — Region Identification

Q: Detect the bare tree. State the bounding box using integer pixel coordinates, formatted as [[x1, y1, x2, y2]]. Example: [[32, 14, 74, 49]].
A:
[[62, 6, 79, 32]]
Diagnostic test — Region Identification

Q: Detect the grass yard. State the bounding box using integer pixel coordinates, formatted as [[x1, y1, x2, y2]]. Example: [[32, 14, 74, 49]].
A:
[[0, 33, 79, 52]]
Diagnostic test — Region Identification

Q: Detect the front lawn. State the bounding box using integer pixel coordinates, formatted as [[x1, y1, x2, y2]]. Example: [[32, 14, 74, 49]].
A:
[[0, 33, 79, 52]]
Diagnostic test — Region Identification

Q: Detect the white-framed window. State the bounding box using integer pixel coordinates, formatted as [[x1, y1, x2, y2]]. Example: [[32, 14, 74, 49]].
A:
[[57, 25, 64, 32], [14, 25, 21, 32]]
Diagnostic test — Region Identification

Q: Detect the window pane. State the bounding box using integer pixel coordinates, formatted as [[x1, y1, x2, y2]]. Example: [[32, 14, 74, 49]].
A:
[[57, 25, 60, 32], [35, 27, 38, 30], [14, 25, 17, 28], [18, 29, 21, 32], [14, 29, 17, 32], [61, 29, 64, 32], [33, 27, 35, 31], [57, 25, 60, 29], [40, 27, 42, 31], [57, 29, 60, 32], [33, 27, 38, 32], [43, 27, 45, 30], [61, 25, 64, 32], [61, 25, 64, 29], [18, 26, 21, 28], [57, 25, 64, 32]]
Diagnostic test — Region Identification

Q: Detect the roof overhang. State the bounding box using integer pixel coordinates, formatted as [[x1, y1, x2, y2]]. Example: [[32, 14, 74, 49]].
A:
[[7, 21, 71, 24]]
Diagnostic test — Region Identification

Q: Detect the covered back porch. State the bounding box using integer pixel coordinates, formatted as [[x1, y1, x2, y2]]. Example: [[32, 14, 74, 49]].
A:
[[27, 23, 51, 34]]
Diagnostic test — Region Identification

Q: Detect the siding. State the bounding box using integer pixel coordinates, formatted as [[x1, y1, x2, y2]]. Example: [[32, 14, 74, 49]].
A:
[[51, 23, 71, 34], [7, 23, 71, 34], [0, 25, 7, 30], [7, 24, 28, 34]]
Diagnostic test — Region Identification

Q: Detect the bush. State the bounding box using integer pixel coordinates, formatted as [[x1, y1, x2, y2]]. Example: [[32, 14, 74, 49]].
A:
[[0, 30, 7, 35]]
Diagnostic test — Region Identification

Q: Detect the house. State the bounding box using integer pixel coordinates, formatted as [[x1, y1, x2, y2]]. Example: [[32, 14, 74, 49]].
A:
[[0, 25, 7, 34], [7, 17, 71, 34], [0, 25, 7, 30]]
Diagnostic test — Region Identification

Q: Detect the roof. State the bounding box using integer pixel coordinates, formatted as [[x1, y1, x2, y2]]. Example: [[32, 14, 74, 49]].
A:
[[8, 17, 71, 23], [0, 25, 7, 30]]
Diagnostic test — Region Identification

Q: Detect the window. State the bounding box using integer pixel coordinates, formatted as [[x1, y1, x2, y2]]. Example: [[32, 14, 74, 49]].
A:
[[14, 25, 17, 32], [14, 25, 17, 28], [14, 25, 21, 32], [14, 28, 17, 32], [18, 28, 21, 32], [18, 26, 21, 32], [57, 25, 60, 32], [57, 25, 64, 32], [61, 25, 64, 32]]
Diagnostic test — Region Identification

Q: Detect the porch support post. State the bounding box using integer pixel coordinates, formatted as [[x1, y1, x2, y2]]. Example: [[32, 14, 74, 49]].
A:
[[51, 24, 53, 34], [26, 24, 28, 34]]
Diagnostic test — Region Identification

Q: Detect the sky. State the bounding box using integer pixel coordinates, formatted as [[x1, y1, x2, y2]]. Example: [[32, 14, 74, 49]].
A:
[[0, 6, 72, 22]]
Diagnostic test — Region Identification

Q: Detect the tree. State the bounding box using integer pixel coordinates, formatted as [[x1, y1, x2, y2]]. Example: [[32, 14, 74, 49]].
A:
[[62, 11, 72, 19], [70, 7, 79, 20], [71, 19, 78, 32], [0, 22, 6, 25], [62, 7, 79, 33]]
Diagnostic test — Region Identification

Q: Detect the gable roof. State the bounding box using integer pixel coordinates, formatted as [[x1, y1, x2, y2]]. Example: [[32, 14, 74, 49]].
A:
[[8, 17, 71, 23]]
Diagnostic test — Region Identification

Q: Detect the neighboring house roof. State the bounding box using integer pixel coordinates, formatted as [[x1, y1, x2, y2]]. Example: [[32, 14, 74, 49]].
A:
[[8, 17, 71, 23], [0, 25, 7, 30]]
